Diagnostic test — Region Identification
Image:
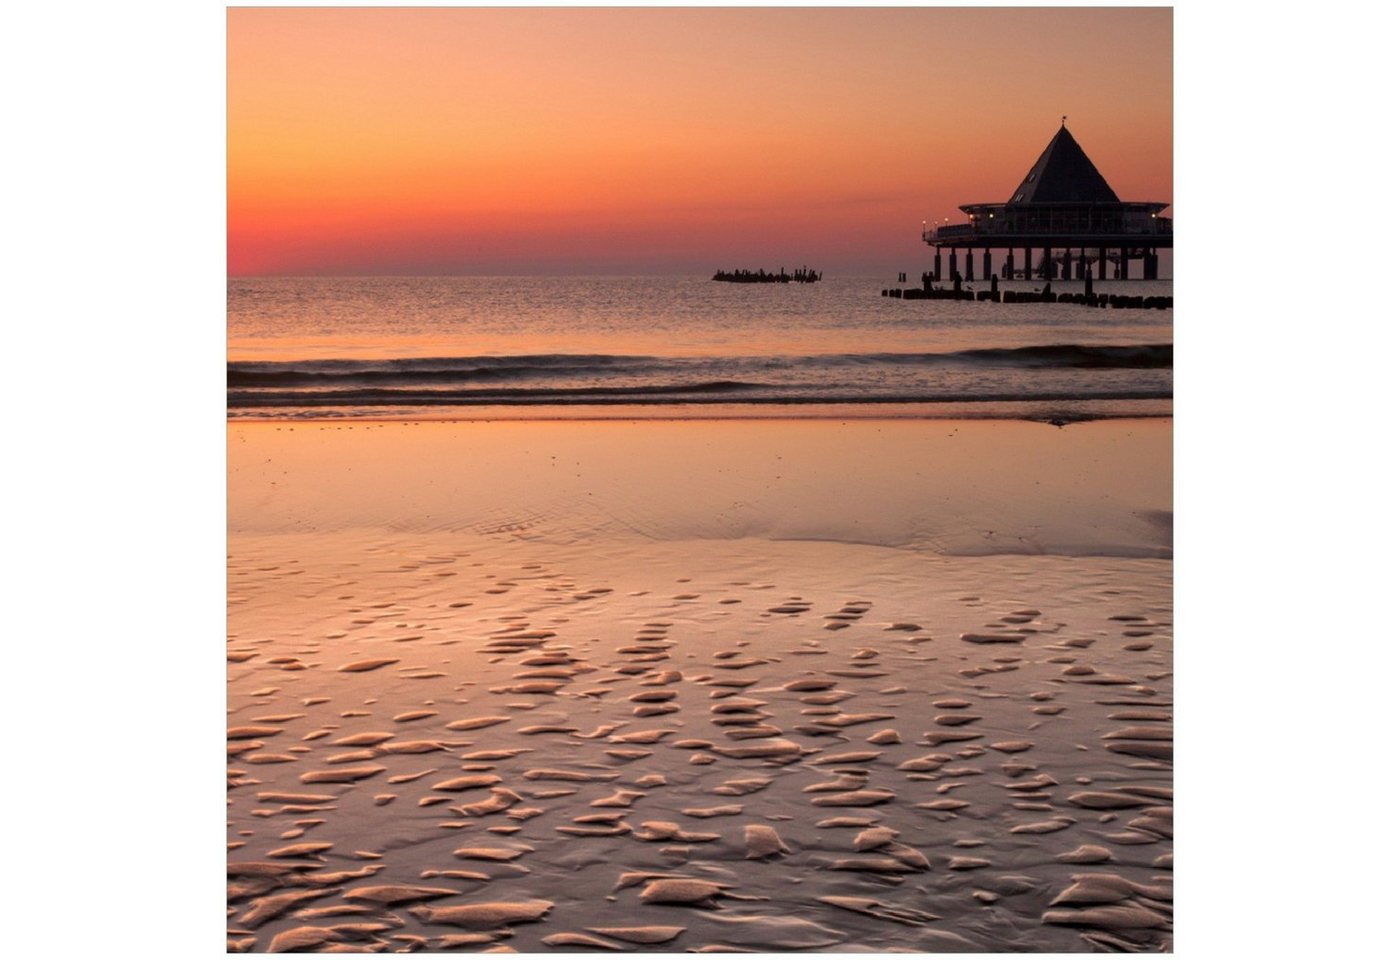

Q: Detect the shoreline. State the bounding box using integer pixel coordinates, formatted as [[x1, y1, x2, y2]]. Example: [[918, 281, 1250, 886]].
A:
[[229, 417, 1171, 560], [227, 407, 1174, 426]]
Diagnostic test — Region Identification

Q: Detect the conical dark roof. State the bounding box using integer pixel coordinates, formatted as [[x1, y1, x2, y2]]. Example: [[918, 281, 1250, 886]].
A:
[[1007, 125, 1119, 205]]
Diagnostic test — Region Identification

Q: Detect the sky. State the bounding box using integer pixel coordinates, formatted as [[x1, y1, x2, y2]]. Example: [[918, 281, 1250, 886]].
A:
[[228, 7, 1172, 276]]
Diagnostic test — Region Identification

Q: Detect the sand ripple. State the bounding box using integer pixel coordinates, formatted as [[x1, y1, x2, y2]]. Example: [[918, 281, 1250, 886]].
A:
[[228, 535, 1171, 951]]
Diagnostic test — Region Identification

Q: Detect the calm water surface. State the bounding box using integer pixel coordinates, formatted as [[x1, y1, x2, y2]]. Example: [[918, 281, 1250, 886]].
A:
[[228, 276, 1172, 420]]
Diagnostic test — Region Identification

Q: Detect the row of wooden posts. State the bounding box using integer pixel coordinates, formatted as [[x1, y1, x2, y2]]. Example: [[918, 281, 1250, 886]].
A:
[[881, 271, 1170, 309], [881, 286, 1172, 309], [928, 247, 1162, 282]]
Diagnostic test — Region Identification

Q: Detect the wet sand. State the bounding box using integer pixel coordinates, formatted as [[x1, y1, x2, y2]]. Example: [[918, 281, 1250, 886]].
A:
[[228, 418, 1172, 952]]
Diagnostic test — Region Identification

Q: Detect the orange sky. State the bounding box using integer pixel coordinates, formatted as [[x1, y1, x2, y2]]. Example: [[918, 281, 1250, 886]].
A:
[[228, 7, 1172, 276]]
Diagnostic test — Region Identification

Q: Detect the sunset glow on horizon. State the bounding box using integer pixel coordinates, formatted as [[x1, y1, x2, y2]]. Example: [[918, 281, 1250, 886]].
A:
[[228, 7, 1172, 276]]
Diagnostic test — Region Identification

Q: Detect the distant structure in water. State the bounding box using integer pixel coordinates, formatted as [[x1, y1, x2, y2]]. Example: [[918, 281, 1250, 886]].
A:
[[923, 122, 1171, 281], [713, 267, 821, 283]]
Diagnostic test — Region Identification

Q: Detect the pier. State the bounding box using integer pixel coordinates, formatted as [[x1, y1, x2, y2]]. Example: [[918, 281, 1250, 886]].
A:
[[920, 122, 1171, 283]]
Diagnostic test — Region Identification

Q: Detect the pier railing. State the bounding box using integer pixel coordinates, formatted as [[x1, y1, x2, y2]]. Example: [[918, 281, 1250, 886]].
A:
[[923, 209, 1172, 245]]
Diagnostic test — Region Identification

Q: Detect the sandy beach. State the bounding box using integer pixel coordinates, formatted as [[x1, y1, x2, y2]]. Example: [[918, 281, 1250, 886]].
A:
[[228, 417, 1172, 952]]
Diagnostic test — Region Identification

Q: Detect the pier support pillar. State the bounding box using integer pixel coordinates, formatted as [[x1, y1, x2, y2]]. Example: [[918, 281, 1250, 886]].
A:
[[1063, 249, 1073, 279], [965, 250, 974, 282], [933, 252, 941, 282], [1023, 247, 1033, 280], [948, 249, 957, 280], [1078, 248, 1087, 280], [1145, 250, 1158, 280], [1004, 250, 1015, 279], [1042, 247, 1053, 279], [1098, 247, 1107, 280], [982, 249, 992, 281], [1120, 248, 1131, 280]]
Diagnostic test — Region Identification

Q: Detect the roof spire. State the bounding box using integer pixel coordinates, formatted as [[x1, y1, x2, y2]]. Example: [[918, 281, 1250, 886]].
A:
[[1007, 124, 1119, 204]]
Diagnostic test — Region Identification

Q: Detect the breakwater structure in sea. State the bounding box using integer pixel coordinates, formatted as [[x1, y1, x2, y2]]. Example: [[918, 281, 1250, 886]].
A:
[[713, 266, 822, 283], [881, 273, 1171, 310]]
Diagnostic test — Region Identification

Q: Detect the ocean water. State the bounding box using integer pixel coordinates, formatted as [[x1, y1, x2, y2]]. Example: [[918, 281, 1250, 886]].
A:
[[228, 275, 1171, 421]]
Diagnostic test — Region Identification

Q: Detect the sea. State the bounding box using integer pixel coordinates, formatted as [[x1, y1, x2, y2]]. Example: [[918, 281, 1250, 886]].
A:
[[228, 275, 1171, 422]]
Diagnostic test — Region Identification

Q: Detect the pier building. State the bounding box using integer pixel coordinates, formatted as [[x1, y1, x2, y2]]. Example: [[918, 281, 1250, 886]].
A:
[[923, 123, 1171, 281]]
